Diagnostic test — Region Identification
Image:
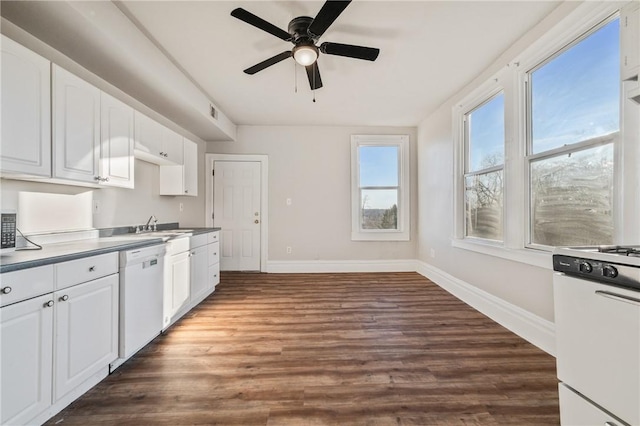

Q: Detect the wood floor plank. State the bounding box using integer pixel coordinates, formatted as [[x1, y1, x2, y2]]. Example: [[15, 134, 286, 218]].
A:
[[46, 272, 559, 425]]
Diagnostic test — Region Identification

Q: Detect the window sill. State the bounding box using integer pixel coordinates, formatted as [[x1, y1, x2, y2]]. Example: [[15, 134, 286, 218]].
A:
[[352, 231, 410, 242], [451, 238, 552, 269]]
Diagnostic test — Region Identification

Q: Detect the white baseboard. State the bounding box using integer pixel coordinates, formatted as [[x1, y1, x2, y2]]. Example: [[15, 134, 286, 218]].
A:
[[415, 260, 556, 357], [265, 259, 418, 273]]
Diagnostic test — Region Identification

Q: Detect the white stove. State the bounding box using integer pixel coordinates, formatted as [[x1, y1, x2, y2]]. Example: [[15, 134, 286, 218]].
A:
[[552, 245, 640, 426]]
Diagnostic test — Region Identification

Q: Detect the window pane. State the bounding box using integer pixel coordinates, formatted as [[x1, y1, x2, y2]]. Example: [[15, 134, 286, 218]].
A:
[[465, 170, 503, 240], [361, 189, 398, 230], [467, 93, 504, 172], [359, 145, 398, 187], [530, 144, 613, 246], [530, 19, 620, 153]]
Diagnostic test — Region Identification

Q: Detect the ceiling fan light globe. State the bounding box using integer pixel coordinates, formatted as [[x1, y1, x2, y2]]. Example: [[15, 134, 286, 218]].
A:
[[293, 45, 318, 66]]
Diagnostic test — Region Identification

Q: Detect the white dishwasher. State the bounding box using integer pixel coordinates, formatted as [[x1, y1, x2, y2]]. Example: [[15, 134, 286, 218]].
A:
[[110, 243, 166, 371]]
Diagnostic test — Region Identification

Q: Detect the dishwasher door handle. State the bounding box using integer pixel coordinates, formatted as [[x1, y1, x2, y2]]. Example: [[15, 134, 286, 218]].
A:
[[595, 290, 640, 306]]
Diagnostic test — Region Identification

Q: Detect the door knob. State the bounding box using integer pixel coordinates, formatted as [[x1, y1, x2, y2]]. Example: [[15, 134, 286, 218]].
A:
[[254, 220, 260, 224]]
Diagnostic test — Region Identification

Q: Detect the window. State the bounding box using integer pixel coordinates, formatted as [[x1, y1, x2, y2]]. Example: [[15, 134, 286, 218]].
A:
[[452, 3, 637, 262], [351, 135, 409, 241], [526, 17, 619, 247], [464, 92, 505, 241]]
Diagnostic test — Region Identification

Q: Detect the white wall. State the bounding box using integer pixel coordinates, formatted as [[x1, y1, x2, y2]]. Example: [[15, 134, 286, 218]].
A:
[[415, 1, 590, 323], [207, 125, 418, 262]]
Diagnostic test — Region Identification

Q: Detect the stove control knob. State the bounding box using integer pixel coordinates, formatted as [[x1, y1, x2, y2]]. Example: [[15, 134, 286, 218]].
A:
[[602, 265, 618, 278], [579, 262, 593, 273]]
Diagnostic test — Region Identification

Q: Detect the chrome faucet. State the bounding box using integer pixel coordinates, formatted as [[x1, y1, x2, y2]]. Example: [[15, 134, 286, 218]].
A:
[[145, 215, 158, 232]]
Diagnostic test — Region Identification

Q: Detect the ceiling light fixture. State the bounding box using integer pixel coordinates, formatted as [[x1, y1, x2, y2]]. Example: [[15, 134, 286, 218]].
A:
[[292, 44, 318, 66]]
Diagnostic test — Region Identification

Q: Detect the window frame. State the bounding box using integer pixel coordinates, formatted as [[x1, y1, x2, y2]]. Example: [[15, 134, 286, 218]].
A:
[[351, 134, 410, 241]]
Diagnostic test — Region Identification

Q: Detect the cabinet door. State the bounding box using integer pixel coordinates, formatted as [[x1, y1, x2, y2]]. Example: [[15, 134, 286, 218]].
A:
[[162, 128, 184, 165], [100, 92, 134, 188], [0, 35, 51, 177], [52, 65, 101, 183], [190, 246, 208, 303], [133, 111, 162, 159], [1, 294, 54, 425], [54, 274, 118, 401], [183, 139, 198, 196], [167, 251, 190, 320]]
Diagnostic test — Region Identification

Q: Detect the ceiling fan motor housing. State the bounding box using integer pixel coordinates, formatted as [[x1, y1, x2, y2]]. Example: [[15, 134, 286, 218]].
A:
[[288, 16, 316, 44]]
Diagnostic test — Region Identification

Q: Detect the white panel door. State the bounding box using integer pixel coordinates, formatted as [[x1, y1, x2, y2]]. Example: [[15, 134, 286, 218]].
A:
[[100, 92, 134, 188], [213, 161, 261, 271], [0, 294, 53, 425], [52, 65, 101, 183], [0, 35, 51, 177], [54, 274, 118, 401]]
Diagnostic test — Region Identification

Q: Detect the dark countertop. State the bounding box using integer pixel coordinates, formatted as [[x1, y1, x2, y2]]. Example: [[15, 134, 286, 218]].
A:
[[0, 227, 221, 274]]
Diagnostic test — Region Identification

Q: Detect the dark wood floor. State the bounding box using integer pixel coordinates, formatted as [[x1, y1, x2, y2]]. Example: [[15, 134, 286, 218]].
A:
[[47, 272, 559, 425]]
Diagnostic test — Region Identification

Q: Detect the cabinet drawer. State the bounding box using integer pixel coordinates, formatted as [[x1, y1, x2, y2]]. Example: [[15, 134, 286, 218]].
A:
[[190, 233, 208, 249], [55, 252, 118, 290], [208, 242, 220, 266], [559, 383, 624, 426], [209, 263, 220, 288], [207, 231, 219, 244], [0, 265, 54, 307]]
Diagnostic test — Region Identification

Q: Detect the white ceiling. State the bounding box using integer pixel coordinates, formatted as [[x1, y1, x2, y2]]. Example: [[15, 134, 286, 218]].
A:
[[117, 1, 560, 127]]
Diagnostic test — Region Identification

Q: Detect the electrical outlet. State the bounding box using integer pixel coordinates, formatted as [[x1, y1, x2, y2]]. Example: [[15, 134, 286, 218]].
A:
[[286, 246, 292, 254], [93, 200, 101, 214], [286, 198, 292, 206], [430, 248, 436, 258], [179, 202, 184, 212]]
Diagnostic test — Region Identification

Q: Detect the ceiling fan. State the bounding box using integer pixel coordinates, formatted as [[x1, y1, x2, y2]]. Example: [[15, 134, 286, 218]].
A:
[[231, 0, 380, 91]]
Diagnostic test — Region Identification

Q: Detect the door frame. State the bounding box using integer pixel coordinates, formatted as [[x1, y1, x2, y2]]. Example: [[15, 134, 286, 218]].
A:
[[205, 153, 269, 272]]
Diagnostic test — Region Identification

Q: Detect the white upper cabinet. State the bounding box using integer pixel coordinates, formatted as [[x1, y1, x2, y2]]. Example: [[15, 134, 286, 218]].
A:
[[162, 127, 184, 165], [159, 138, 197, 196], [0, 35, 51, 177], [52, 65, 101, 184], [134, 111, 183, 166], [100, 92, 135, 188]]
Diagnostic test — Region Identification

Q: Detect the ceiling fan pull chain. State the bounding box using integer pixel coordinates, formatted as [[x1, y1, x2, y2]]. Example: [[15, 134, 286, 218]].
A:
[[294, 61, 298, 93], [313, 63, 316, 103]]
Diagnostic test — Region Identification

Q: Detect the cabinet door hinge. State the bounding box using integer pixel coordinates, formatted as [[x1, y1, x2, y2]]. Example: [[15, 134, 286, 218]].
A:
[[212, 213, 214, 219], [212, 169, 215, 176]]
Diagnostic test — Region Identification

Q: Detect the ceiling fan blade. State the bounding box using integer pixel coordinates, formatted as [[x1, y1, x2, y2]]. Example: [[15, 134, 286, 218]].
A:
[[305, 63, 323, 90], [244, 51, 292, 75], [308, 1, 351, 38], [320, 42, 380, 61], [231, 8, 291, 41]]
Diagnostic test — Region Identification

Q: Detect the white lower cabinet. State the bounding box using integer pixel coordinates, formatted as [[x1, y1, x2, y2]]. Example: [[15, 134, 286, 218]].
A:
[[0, 294, 54, 426], [0, 253, 119, 425], [54, 274, 119, 400], [165, 249, 191, 328], [163, 231, 220, 329], [208, 234, 220, 292], [190, 245, 209, 304]]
